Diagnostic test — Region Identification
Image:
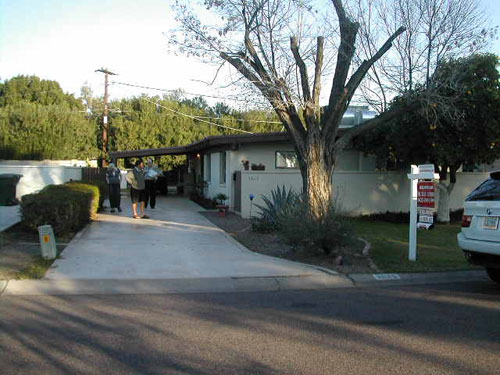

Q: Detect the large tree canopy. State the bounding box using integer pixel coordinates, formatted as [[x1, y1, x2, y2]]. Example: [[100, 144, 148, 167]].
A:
[[0, 75, 82, 109], [0, 76, 97, 160], [355, 53, 500, 221]]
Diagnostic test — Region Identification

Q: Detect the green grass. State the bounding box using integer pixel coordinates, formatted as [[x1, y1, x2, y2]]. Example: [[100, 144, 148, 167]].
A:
[[16, 256, 57, 279], [352, 219, 478, 273]]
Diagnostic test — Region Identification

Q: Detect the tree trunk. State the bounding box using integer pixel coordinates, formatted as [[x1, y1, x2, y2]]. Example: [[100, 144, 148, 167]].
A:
[[437, 181, 456, 223], [299, 137, 335, 221]]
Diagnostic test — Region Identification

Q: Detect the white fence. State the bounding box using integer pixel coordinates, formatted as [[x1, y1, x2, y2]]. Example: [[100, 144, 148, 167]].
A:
[[238, 170, 490, 218], [0, 164, 83, 198]]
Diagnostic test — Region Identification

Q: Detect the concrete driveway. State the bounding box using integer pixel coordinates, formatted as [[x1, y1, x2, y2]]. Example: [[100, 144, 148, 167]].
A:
[[40, 197, 345, 291]]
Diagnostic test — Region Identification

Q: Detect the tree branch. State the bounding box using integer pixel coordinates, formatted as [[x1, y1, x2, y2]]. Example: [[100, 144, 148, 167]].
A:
[[312, 36, 324, 108], [325, 0, 360, 114], [220, 51, 306, 147], [290, 36, 311, 102], [244, 31, 274, 87], [344, 26, 406, 104]]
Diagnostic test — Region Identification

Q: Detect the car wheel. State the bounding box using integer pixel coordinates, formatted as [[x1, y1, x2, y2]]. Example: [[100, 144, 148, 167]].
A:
[[485, 268, 500, 283]]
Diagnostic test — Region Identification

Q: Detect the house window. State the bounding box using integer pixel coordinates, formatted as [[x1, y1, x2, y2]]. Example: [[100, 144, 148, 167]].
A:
[[220, 151, 226, 184], [276, 151, 299, 169], [204, 154, 211, 182]]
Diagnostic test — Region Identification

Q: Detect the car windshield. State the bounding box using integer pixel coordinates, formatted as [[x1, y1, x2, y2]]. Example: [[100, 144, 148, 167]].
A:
[[466, 179, 500, 201]]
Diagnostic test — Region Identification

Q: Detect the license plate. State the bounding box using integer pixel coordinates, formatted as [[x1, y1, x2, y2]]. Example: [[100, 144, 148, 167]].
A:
[[483, 217, 499, 230]]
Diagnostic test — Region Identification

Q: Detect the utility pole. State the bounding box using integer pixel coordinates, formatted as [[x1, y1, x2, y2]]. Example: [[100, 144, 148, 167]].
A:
[[95, 68, 117, 167]]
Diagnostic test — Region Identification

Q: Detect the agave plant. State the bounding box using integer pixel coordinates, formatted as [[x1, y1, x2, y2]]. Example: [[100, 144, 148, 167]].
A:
[[254, 185, 298, 231]]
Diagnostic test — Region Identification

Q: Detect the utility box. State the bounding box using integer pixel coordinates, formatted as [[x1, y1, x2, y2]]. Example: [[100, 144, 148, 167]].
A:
[[38, 225, 57, 260]]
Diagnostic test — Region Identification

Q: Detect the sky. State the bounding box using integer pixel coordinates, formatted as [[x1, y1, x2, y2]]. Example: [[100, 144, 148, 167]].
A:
[[0, 0, 239, 104], [1, 0, 500, 106]]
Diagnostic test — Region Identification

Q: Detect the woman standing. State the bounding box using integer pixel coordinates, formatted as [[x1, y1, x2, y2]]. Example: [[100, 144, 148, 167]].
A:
[[106, 163, 122, 213]]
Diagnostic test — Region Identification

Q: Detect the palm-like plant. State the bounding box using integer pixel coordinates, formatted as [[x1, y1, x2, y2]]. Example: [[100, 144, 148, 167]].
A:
[[254, 186, 298, 230]]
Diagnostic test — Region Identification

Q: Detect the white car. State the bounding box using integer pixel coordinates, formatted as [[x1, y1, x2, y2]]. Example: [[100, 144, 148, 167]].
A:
[[457, 172, 500, 283]]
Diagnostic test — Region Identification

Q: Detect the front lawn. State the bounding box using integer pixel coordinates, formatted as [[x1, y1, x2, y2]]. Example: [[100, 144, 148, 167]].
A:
[[352, 219, 477, 273]]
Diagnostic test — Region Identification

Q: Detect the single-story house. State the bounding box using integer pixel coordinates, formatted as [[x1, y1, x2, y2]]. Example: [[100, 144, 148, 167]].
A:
[[110, 106, 490, 218]]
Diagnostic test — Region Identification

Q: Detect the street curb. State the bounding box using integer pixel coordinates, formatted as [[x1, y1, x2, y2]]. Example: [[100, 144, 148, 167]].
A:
[[1, 274, 354, 296], [348, 270, 489, 286]]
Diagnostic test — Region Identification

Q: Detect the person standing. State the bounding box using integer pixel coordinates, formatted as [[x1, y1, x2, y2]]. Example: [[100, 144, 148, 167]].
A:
[[105, 163, 122, 213], [144, 158, 161, 209], [126, 159, 149, 219]]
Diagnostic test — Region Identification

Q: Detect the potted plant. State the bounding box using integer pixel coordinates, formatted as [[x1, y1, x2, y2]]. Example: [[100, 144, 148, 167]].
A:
[[251, 163, 265, 171], [214, 193, 229, 216], [241, 159, 250, 170]]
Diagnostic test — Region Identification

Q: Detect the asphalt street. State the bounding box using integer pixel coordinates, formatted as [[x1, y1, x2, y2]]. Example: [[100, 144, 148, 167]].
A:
[[1, 280, 499, 375]]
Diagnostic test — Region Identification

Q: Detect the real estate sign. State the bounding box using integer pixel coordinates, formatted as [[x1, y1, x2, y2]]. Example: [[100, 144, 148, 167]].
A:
[[417, 181, 435, 209]]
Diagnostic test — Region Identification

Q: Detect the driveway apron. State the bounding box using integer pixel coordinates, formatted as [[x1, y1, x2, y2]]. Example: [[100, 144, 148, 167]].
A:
[[44, 196, 329, 280]]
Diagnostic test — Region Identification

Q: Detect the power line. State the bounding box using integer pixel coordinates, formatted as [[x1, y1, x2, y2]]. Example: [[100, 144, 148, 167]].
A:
[[193, 115, 281, 124], [110, 80, 251, 103], [143, 98, 254, 135]]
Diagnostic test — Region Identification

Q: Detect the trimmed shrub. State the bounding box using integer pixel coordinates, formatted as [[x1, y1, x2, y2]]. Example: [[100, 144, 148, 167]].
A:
[[64, 182, 100, 219], [21, 182, 99, 236], [278, 199, 355, 255], [80, 179, 108, 210]]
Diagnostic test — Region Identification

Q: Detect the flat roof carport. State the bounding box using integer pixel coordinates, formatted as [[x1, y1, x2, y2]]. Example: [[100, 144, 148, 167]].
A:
[[109, 132, 291, 160]]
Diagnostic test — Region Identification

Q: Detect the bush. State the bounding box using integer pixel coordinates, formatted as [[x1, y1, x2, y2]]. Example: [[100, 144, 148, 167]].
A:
[[79, 179, 108, 210], [252, 185, 298, 232], [190, 193, 217, 209], [278, 199, 355, 255], [64, 182, 100, 219], [449, 209, 464, 223], [21, 182, 100, 236]]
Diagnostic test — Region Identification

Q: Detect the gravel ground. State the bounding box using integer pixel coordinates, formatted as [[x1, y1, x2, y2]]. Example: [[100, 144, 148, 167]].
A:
[[201, 211, 376, 274]]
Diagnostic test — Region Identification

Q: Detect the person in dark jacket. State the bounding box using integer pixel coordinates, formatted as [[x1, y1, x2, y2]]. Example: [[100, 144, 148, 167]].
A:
[[144, 158, 161, 209], [105, 163, 122, 213], [127, 159, 149, 219]]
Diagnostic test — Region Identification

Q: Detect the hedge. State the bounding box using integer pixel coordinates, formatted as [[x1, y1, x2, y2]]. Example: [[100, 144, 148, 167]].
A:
[[21, 182, 100, 236], [80, 179, 108, 209]]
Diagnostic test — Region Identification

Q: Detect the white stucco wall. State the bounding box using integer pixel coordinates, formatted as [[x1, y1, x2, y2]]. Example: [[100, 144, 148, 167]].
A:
[[0, 159, 92, 167], [238, 171, 490, 218], [204, 151, 231, 202], [0, 164, 83, 198], [227, 143, 374, 173], [202, 142, 376, 209], [199, 143, 490, 218]]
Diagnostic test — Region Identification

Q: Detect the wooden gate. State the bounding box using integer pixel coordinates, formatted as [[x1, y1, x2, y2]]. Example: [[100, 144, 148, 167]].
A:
[[82, 167, 107, 184], [233, 171, 242, 212]]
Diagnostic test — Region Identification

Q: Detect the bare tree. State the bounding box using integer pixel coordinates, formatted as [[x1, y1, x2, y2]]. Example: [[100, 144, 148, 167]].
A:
[[170, 0, 408, 220], [352, 0, 496, 113]]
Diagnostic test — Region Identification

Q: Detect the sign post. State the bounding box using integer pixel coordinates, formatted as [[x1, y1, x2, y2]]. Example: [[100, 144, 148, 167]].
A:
[[407, 164, 439, 261]]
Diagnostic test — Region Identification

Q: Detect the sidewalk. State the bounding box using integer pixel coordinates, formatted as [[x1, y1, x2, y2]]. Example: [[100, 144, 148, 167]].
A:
[[0, 205, 21, 232]]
